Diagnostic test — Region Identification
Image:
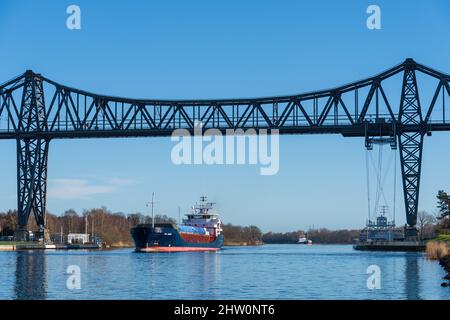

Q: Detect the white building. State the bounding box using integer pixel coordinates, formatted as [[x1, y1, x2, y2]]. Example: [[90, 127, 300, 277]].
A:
[[67, 233, 89, 244]]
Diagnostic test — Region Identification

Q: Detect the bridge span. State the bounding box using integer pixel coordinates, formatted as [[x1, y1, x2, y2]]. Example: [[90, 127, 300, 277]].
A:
[[1, 58, 449, 239]]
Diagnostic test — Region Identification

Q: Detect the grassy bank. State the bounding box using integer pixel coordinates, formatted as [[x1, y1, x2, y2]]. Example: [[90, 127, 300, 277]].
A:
[[0, 241, 34, 246], [433, 234, 450, 242]]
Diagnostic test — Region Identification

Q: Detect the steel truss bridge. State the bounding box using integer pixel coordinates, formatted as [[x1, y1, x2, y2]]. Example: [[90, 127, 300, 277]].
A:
[[1, 58, 449, 239]]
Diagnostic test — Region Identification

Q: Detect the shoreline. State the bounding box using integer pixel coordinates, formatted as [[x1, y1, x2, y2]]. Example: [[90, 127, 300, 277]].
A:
[[224, 241, 264, 246], [0, 242, 361, 251], [439, 254, 450, 287], [426, 239, 450, 287]]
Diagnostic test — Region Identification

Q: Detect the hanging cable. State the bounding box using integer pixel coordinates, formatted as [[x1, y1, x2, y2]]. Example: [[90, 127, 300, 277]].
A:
[[366, 139, 397, 224], [393, 146, 397, 224], [365, 149, 371, 222], [369, 145, 383, 218], [376, 143, 383, 216], [379, 147, 394, 221], [368, 145, 394, 215]]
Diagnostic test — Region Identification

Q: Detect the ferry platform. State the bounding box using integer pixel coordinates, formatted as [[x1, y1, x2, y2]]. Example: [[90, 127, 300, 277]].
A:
[[353, 240, 426, 252]]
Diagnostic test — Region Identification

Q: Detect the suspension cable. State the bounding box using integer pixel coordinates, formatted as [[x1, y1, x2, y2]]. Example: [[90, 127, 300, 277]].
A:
[[376, 144, 383, 216], [393, 146, 397, 224], [367, 142, 395, 220], [365, 149, 371, 222]]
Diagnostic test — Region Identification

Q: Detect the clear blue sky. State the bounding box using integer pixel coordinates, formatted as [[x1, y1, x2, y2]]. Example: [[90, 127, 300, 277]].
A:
[[0, 0, 450, 232]]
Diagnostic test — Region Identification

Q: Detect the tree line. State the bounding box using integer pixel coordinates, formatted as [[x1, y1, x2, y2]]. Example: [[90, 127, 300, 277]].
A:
[[0, 208, 264, 246], [222, 223, 263, 245], [262, 228, 361, 244], [0, 207, 175, 246]]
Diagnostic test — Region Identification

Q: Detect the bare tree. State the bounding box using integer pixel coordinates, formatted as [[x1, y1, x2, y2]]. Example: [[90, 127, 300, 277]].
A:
[[417, 210, 437, 240]]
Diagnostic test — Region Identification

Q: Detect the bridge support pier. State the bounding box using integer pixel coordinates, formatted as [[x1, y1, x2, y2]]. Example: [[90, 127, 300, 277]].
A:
[[15, 138, 50, 241], [14, 71, 50, 242], [398, 132, 423, 239]]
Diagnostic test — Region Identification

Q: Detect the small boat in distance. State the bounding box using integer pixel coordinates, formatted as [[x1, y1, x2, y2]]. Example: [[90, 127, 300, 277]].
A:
[[298, 232, 312, 245], [130, 196, 224, 252]]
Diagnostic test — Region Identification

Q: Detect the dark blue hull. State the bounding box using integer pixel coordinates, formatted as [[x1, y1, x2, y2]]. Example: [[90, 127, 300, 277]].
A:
[[130, 223, 224, 252]]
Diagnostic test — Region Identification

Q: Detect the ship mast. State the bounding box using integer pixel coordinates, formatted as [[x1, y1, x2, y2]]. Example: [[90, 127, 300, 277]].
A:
[[146, 192, 157, 228], [196, 196, 215, 215]]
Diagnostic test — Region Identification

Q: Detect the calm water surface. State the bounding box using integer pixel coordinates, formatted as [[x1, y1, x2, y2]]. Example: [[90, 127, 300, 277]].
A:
[[0, 244, 449, 300]]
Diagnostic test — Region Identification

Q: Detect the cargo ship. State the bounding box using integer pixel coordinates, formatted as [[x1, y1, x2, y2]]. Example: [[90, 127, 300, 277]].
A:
[[131, 196, 224, 252]]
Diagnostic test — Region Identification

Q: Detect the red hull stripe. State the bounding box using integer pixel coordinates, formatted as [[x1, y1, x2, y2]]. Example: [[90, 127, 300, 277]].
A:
[[139, 246, 220, 252]]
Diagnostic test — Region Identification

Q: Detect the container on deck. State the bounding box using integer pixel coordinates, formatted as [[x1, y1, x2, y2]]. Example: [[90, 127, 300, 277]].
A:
[[178, 225, 207, 235]]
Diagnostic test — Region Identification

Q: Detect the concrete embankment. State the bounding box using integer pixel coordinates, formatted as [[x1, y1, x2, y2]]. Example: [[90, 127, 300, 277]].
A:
[[0, 243, 101, 251]]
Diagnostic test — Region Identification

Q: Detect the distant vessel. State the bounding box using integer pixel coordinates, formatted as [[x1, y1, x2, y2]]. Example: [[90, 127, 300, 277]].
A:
[[131, 196, 224, 252], [298, 233, 312, 245]]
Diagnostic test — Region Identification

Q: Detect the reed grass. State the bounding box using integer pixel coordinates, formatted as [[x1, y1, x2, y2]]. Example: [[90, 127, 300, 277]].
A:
[[426, 241, 449, 260]]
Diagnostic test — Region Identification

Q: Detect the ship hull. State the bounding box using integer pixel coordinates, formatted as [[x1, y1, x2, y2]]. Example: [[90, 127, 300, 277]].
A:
[[130, 223, 224, 252]]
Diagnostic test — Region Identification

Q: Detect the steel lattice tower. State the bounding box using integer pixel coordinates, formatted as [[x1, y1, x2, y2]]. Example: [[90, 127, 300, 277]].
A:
[[15, 71, 50, 240], [398, 60, 424, 235]]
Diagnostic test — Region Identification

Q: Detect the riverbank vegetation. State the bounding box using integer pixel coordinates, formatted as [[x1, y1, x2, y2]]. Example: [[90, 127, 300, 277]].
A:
[[428, 190, 450, 286], [222, 224, 263, 246], [0, 208, 175, 246], [426, 241, 449, 260], [431, 190, 450, 247]]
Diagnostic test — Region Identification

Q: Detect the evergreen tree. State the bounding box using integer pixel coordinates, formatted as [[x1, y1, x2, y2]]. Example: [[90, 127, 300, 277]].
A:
[[436, 190, 450, 220]]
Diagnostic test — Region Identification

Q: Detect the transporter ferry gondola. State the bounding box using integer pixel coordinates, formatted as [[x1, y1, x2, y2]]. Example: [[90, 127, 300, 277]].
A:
[[131, 196, 224, 252]]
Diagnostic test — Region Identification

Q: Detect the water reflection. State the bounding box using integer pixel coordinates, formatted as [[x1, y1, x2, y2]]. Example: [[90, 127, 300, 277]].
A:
[[404, 254, 420, 300], [196, 252, 221, 299], [15, 251, 47, 300], [128, 251, 222, 299], [4, 246, 447, 300]]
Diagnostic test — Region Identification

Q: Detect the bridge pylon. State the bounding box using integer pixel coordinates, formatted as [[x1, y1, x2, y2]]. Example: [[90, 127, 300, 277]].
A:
[[398, 59, 424, 237], [14, 71, 50, 241]]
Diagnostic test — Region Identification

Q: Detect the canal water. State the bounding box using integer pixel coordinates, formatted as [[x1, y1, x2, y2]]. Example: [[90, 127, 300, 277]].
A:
[[0, 244, 449, 300]]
